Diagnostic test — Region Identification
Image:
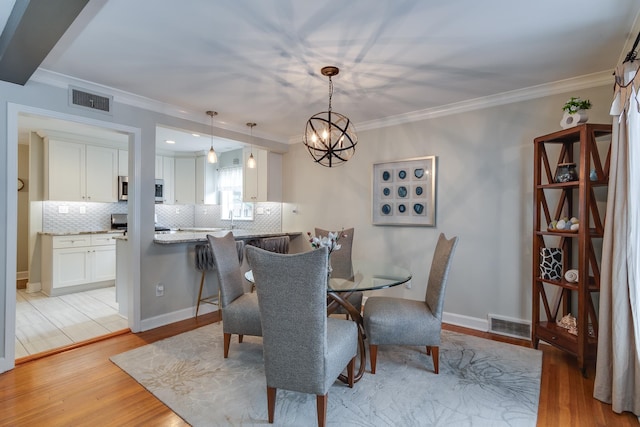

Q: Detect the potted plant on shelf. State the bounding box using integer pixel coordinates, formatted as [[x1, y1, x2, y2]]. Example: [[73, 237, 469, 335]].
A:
[[560, 97, 592, 129]]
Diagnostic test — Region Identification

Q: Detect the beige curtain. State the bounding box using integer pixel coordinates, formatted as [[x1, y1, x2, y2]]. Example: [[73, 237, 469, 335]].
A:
[[593, 62, 640, 415]]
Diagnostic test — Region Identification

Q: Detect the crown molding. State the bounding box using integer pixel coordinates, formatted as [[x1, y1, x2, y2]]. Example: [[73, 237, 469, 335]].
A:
[[31, 67, 612, 146], [30, 68, 270, 140], [288, 70, 613, 143]]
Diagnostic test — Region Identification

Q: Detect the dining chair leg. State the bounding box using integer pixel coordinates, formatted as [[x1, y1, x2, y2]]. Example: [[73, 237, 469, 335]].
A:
[[195, 271, 206, 317], [369, 344, 378, 374], [223, 333, 231, 358], [316, 394, 328, 427], [238, 335, 244, 343], [426, 346, 431, 356], [431, 346, 439, 374], [347, 357, 355, 388], [267, 386, 276, 423]]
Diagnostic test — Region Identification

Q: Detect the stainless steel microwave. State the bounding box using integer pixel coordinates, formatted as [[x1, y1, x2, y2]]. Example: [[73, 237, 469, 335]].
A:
[[118, 176, 164, 203]]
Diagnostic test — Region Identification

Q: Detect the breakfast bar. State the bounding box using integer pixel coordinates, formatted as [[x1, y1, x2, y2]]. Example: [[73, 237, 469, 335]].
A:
[[115, 229, 302, 325]]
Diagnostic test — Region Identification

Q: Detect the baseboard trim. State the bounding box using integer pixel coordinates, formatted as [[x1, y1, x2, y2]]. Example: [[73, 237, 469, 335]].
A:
[[16, 271, 28, 280], [442, 312, 488, 332], [140, 303, 219, 331], [26, 282, 41, 293]]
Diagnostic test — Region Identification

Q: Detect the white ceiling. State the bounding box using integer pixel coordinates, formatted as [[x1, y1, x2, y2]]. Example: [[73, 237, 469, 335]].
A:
[[15, 0, 640, 151]]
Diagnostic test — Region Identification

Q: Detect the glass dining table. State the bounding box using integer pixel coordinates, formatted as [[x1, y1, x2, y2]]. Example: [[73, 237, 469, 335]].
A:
[[245, 259, 412, 382]]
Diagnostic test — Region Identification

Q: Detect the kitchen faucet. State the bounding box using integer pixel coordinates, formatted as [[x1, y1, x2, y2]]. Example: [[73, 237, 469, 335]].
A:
[[229, 210, 235, 229]]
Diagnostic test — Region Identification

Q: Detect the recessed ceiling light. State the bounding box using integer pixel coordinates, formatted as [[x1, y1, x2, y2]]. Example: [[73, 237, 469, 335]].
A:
[[165, 139, 176, 144]]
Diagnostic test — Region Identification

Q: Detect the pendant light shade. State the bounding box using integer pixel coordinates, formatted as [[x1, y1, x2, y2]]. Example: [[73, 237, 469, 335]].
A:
[[246, 122, 257, 169], [206, 110, 218, 164], [303, 66, 357, 167]]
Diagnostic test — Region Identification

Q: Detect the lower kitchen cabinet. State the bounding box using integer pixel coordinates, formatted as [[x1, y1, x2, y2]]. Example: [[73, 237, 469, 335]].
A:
[[41, 234, 117, 296]]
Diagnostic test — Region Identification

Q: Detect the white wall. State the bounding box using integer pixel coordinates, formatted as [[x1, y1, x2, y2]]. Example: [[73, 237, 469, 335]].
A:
[[282, 84, 613, 328]]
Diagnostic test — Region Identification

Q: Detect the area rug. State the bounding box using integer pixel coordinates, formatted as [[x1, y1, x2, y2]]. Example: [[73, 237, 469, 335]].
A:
[[111, 323, 542, 426]]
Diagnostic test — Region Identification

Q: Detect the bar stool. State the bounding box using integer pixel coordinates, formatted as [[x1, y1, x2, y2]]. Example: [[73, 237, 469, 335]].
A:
[[194, 240, 245, 317]]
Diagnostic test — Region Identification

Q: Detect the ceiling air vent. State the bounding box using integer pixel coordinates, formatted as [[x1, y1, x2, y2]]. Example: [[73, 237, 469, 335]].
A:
[[488, 314, 531, 340], [69, 86, 112, 114]]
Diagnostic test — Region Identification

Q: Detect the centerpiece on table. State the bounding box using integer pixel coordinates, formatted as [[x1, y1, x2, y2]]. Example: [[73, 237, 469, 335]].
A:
[[307, 229, 345, 274]]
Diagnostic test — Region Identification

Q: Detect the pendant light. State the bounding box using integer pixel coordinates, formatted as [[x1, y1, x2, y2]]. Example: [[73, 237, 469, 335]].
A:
[[303, 66, 357, 167], [206, 110, 218, 164], [246, 122, 257, 169]]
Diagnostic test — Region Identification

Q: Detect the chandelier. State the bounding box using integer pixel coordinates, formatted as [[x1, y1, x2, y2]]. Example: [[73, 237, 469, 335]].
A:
[[303, 66, 357, 167]]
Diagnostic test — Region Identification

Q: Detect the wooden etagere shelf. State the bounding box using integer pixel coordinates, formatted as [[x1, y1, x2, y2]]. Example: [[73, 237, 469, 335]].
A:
[[532, 123, 612, 374]]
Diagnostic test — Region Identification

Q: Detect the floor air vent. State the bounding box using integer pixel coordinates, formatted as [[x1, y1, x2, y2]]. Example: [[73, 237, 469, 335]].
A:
[[488, 314, 531, 339], [69, 87, 112, 113]]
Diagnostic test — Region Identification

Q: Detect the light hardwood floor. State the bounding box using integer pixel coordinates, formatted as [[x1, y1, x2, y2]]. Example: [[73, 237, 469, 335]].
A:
[[15, 287, 128, 358], [0, 313, 637, 426]]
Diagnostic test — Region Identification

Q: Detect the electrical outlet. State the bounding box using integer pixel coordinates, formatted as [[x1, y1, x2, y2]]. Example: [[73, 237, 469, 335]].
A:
[[79, 206, 86, 214], [156, 284, 164, 296], [265, 208, 271, 215], [58, 205, 69, 214], [256, 207, 264, 214]]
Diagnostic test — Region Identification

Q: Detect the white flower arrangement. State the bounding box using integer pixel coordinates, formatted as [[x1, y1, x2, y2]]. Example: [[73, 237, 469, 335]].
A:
[[307, 229, 345, 255]]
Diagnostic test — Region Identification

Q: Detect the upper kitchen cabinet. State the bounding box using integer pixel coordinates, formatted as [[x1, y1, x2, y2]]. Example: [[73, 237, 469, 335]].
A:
[[196, 155, 219, 204], [156, 155, 175, 204], [118, 149, 128, 177], [45, 139, 118, 202], [174, 157, 196, 205], [242, 148, 282, 202]]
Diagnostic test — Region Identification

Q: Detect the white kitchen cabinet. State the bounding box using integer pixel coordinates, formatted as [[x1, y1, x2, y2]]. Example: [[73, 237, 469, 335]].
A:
[[85, 145, 119, 202], [161, 156, 175, 204], [174, 157, 196, 204], [155, 155, 164, 180], [196, 155, 219, 204], [118, 149, 128, 176], [41, 234, 118, 296], [243, 148, 282, 202], [46, 139, 118, 202]]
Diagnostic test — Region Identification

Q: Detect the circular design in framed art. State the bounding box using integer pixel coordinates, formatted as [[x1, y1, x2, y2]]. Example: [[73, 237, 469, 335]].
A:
[[381, 204, 392, 215], [398, 170, 407, 179], [397, 186, 408, 198], [398, 204, 406, 213], [382, 171, 391, 181], [414, 168, 424, 179], [413, 203, 425, 215], [383, 187, 391, 196], [415, 186, 423, 196]]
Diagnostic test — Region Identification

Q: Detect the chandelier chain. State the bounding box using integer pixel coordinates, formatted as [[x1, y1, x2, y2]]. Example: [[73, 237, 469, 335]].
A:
[[328, 76, 333, 113]]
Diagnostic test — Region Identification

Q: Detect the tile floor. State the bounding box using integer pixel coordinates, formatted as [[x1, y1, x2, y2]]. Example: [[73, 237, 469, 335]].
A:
[[15, 286, 128, 358]]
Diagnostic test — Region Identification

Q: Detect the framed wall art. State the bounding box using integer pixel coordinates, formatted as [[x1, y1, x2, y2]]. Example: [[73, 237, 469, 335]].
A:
[[372, 156, 436, 226]]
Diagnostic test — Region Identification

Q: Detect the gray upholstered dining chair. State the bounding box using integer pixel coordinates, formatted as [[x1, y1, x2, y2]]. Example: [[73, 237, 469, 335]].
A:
[[207, 232, 262, 358], [363, 233, 459, 374], [315, 227, 362, 318], [246, 245, 357, 427], [246, 235, 290, 254]]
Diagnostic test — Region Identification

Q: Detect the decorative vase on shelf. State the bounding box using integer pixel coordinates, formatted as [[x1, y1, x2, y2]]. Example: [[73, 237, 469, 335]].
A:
[[560, 109, 589, 129]]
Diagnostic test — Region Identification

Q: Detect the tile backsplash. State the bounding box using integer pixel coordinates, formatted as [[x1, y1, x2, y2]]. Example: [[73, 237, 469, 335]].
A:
[[42, 201, 282, 233]]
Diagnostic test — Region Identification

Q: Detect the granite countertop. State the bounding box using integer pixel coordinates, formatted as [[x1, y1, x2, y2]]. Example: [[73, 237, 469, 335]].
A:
[[152, 229, 301, 244], [39, 230, 125, 236]]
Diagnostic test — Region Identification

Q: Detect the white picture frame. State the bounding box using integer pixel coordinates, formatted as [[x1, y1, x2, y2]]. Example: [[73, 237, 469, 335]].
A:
[[372, 156, 436, 226]]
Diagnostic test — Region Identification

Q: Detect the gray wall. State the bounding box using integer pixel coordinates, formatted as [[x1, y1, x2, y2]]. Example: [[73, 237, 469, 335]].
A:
[[0, 74, 613, 369], [282, 84, 612, 326]]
